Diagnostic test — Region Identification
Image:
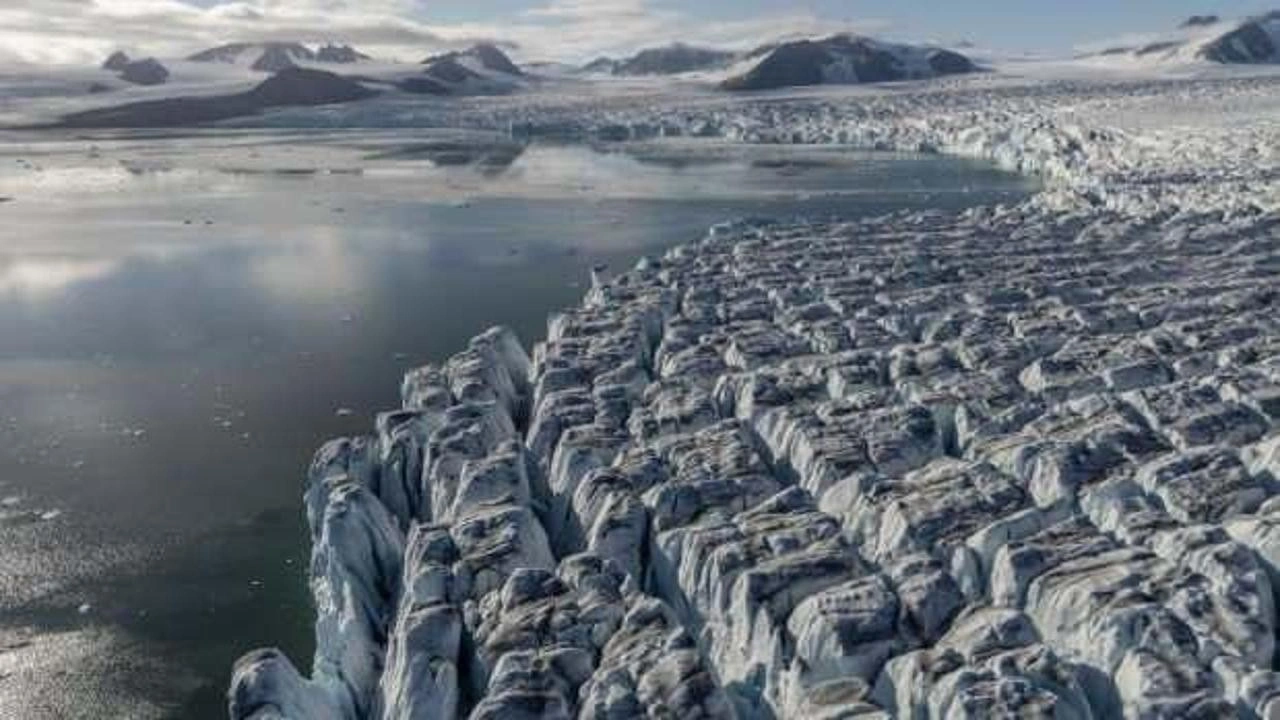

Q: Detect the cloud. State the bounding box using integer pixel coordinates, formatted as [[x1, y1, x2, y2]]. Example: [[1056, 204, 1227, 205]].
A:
[[525, 0, 653, 21], [506, 0, 887, 60], [0, 0, 884, 66], [0, 0, 446, 65]]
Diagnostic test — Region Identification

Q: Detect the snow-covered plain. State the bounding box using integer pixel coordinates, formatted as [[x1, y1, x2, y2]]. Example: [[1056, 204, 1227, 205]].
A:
[[229, 63, 1280, 719]]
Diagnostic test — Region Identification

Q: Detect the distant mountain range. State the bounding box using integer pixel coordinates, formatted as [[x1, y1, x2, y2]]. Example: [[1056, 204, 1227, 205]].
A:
[[67, 41, 525, 126], [52, 68, 376, 128], [58, 35, 979, 127], [581, 36, 978, 89], [94, 41, 372, 88], [186, 42, 371, 72], [46, 16, 1280, 131], [1089, 11, 1280, 64]]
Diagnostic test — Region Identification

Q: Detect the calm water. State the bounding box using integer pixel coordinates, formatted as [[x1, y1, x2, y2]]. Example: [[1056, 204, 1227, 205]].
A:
[[0, 130, 1035, 719]]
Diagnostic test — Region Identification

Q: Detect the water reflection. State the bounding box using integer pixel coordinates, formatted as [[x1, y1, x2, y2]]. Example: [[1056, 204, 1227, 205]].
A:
[[0, 131, 1036, 719], [0, 258, 118, 296]]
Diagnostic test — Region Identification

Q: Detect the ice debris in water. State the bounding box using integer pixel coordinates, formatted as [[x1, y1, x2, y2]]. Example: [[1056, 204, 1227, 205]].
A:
[[230, 70, 1280, 719]]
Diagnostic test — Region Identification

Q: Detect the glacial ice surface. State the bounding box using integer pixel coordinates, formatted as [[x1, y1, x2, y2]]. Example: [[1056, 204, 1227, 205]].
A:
[[232, 71, 1279, 718]]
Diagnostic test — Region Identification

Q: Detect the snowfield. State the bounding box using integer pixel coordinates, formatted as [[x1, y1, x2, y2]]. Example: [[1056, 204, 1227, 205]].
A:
[[217, 65, 1279, 214], [229, 66, 1280, 719]]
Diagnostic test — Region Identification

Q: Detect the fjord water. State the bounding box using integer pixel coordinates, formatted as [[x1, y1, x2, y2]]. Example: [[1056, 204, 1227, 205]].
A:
[[0, 130, 1034, 718]]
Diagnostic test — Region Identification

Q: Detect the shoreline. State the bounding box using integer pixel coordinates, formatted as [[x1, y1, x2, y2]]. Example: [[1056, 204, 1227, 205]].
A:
[[231, 71, 1280, 719]]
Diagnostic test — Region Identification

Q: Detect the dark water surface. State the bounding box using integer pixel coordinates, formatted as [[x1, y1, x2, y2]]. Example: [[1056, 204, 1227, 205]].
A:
[[0, 130, 1035, 718]]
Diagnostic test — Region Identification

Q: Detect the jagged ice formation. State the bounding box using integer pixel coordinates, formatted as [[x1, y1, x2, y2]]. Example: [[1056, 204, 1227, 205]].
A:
[[231, 72, 1280, 719]]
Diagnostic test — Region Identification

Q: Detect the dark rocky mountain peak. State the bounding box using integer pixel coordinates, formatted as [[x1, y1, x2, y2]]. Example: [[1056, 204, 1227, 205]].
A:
[[102, 51, 131, 72], [1181, 15, 1221, 28], [316, 44, 372, 63]]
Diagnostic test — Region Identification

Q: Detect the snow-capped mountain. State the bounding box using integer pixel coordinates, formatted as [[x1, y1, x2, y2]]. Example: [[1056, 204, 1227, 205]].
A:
[[421, 43, 523, 76], [102, 51, 131, 72], [98, 52, 170, 86], [1181, 15, 1220, 29], [118, 58, 169, 86], [1199, 11, 1279, 63], [608, 43, 738, 76], [186, 42, 371, 73], [401, 43, 524, 96], [581, 56, 620, 74], [1087, 11, 1280, 64], [723, 34, 977, 91], [54, 67, 376, 128], [315, 44, 371, 64]]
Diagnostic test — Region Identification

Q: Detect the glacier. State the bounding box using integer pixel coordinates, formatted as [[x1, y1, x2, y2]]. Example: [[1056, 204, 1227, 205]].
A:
[[230, 65, 1279, 719]]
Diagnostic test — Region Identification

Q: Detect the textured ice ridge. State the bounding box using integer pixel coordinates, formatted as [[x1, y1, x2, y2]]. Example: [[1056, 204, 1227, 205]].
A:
[[233, 196, 1279, 718], [231, 72, 1279, 719], [274, 71, 1276, 216]]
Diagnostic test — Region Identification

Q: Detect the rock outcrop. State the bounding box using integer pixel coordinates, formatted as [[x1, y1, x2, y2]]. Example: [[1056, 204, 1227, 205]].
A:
[[102, 51, 131, 72], [1181, 15, 1221, 29], [119, 58, 169, 86], [317, 44, 372, 64]]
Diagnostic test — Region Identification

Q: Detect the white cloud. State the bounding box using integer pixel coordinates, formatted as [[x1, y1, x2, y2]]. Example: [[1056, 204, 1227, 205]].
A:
[[0, 0, 884, 66], [525, 0, 652, 20], [507, 0, 886, 60], [0, 0, 446, 65]]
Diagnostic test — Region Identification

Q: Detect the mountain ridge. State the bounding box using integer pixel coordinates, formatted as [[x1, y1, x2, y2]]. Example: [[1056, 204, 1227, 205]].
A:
[[185, 41, 372, 72], [1087, 10, 1280, 64], [724, 34, 978, 91]]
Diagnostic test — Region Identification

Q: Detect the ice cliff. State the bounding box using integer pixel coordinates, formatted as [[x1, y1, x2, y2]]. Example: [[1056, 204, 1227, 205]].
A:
[[231, 70, 1280, 719]]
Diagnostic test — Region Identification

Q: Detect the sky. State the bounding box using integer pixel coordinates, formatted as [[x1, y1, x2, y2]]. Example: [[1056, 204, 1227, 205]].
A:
[[0, 0, 1276, 66]]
